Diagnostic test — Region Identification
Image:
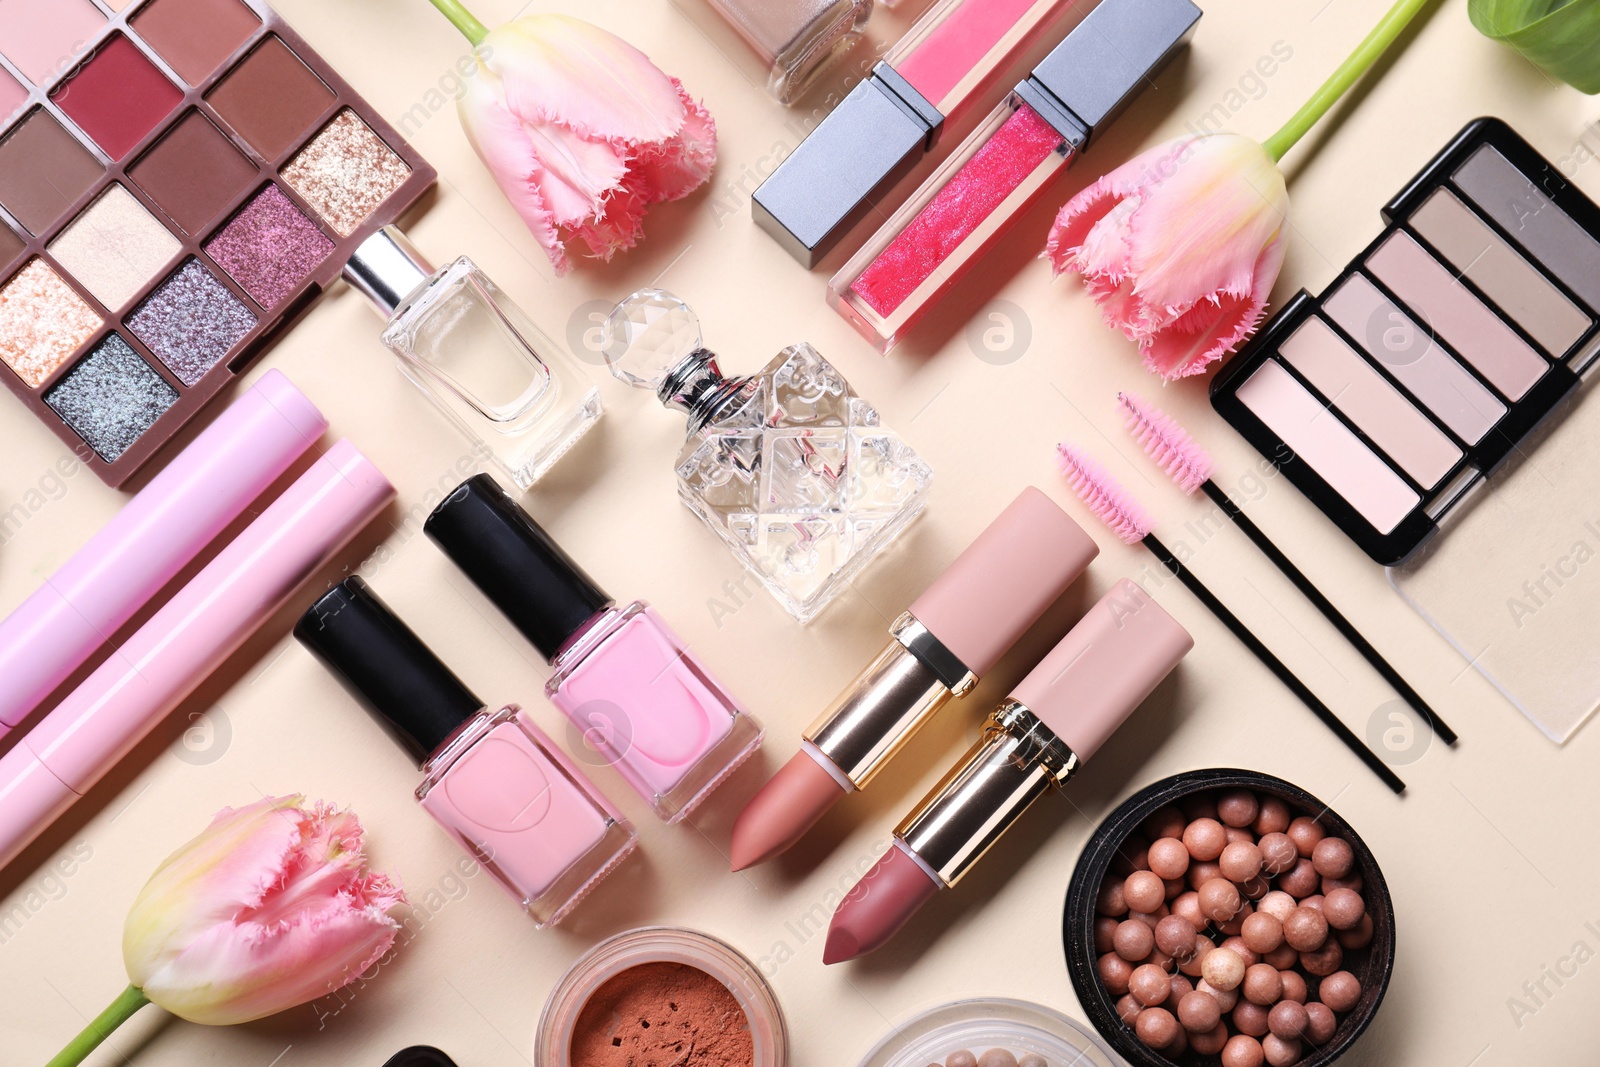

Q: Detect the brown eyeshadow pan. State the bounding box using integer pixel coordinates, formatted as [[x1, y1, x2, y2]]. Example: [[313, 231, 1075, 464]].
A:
[[0, 110, 104, 236], [206, 35, 333, 161], [133, 0, 261, 86], [130, 110, 258, 236]]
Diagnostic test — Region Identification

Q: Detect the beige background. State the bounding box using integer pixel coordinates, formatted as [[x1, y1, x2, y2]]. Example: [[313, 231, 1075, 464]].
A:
[[3, 0, 1598, 1063]]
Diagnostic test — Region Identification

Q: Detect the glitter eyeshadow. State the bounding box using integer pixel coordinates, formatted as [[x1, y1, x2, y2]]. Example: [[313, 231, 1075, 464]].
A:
[[0, 259, 103, 388], [204, 184, 334, 308], [129, 258, 257, 385], [45, 334, 178, 460], [282, 109, 411, 237], [49, 184, 183, 311]]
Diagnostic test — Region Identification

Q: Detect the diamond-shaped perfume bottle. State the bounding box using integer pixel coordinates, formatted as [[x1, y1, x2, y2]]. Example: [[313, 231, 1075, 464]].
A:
[[604, 289, 932, 623]]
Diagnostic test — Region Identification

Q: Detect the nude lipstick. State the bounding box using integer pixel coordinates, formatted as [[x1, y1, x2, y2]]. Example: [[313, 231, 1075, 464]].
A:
[[753, 0, 1075, 266], [823, 579, 1192, 963], [729, 487, 1096, 870], [828, 0, 1201, 352]]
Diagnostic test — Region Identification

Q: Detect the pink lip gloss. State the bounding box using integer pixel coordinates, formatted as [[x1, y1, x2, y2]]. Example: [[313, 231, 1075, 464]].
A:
[[828, 0, 1201, 352], [425, 474, 763, 824], [296, 578, 635, 929]]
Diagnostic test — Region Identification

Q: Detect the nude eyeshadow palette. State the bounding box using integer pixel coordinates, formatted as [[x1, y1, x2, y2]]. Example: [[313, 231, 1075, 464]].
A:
[[0, 0, 435, 486], [1211, 118, 1600, 564]]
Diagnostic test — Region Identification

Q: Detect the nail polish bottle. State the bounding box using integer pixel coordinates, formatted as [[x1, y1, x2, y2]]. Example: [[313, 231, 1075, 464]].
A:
[[295, 577, 635, 929], [425, 474, 764, 824], [344, 226, 603, 490], [688, 0, 872, 105], [602, 288, 933, 623]]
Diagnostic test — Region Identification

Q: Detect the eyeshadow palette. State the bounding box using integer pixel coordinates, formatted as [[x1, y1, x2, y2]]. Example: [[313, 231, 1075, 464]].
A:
[[1211, 118, 1600, 564], [0, 0, 434, 486]]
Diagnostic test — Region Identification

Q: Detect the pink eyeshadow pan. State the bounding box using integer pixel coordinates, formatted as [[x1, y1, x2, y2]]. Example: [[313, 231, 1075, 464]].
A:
[[851, 103, 1060, 317], [0, 0, 105, 87], [204, 183, 332, 308], [0, 67, 25, 122]]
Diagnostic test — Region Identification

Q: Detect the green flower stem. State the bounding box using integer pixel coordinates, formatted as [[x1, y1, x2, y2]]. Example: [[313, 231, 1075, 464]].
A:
[[1263, 0, 1436, 162], [426, 0, 490, 45], [46, 985, 149, 1067]]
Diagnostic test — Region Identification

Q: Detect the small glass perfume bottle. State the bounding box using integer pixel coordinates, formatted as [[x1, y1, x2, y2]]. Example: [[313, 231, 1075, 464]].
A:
[[602, 289, 933, 623], [345, 226, 602, 490], [425, 474, 764, 823], [688, 0, 872, 105], [295, 578, 635, 929]]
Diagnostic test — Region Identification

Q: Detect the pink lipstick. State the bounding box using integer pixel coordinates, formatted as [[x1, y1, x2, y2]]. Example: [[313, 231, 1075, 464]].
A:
[[729, 487, 1096, 870], [823, 579, 1192, 963]]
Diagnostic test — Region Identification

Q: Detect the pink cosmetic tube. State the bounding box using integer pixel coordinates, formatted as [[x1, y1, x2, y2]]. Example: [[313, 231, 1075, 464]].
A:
[[0, 440, 393, 870], [729, 486, 1097, 870], [0, 370, 327, 739], [824, 579, 1193, 963]]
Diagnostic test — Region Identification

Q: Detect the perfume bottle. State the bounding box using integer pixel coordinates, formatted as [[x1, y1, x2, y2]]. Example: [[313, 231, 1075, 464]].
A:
[[689, 0, 872, 105], [295, 577, 636, 929], [344, 226, 602, 490], [602, 289, 933, 623], [425, 475, 764, 823]]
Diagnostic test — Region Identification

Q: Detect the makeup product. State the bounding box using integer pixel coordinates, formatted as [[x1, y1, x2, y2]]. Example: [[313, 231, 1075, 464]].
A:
[[0, 0, 434, 485], [381, 1050, 459, 1067], [1118, 391, 1457, 746], [344, 226, 603, 490], [537, 926, 788, 1067], [689, 0, 870, 106], [0, 439, 392, 870], [729, 487, 1097, 870], [425, 474, 763, 823], [753, 0, 1074, 266], [824, 579, 1191, 963], [296, 577, 635, 928], [603, 288, 933, 623], [856, 999, 1118, 1067], [0, 369, 324, 739], [1065, 769, 1394, 1067], [1056, 444, 1406, 794], [827, 0, 1199, 352], [1208, 118, 1600, 742], [1211, 117, 1600, 564]]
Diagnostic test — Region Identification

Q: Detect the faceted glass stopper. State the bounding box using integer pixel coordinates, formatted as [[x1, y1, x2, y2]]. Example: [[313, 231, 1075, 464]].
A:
[[603, 288, 704, 391]]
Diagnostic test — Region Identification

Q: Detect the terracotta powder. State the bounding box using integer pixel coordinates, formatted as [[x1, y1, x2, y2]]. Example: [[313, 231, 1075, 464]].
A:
[[570, 961, 755, 1067]]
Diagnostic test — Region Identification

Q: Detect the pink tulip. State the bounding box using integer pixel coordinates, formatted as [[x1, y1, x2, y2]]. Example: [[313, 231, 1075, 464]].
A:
[[1046, 133, 1289, 380], [47, 797, 403, 1066], [449, 10, 716, 274]]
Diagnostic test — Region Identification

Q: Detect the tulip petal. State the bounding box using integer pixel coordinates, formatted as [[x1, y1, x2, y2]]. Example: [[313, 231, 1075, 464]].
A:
[[1140, 234, 1287, 378]]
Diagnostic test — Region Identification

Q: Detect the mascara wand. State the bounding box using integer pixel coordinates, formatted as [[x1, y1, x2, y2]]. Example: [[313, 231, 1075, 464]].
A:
[[1057, 443, 1406, 795], [1117, 391, 1457, 746]]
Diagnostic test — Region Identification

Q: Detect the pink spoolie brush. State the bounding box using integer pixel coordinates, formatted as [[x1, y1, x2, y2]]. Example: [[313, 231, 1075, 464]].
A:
[[1056, 441, 1406, 795], [1116, 392, 1456, 747]]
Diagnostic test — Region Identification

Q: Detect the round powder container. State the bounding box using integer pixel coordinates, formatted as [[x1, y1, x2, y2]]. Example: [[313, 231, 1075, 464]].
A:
[[537, 926, 787, 1067], [854, 998, 1118, 1067]]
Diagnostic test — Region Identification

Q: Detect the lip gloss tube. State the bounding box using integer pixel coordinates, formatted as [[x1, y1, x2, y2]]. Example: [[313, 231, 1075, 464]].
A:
[[824, 579, 1192, 963], [0, 370, 327, 739], [728, 487, 1096, 870], [425, 474, 763, 824], [0, 441, 394, 870], [828, 0, 1201, 352], [296, 578, 636, 928], [753, 0, 1075, 265]]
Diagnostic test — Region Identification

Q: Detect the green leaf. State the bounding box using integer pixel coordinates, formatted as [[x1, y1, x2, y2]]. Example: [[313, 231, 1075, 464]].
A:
[[1470, 0, 1600, 93]]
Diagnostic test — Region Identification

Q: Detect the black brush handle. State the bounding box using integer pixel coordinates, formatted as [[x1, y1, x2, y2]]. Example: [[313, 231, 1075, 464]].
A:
[[1143, 533, 1406, 795], [1201, 480, 1458, 746]]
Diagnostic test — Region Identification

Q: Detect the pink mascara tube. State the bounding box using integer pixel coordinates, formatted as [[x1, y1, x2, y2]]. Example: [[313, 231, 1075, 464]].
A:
[[824, 579, 1193, 963], [0, 440, 394, 869], [0, 370, 327, 739], [828, 0, 1201, 352]]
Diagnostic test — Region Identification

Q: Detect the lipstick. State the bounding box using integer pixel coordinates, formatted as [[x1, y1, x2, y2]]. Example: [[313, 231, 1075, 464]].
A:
[[823, 579, 1192, 963], [753, 0, 1075, 265], [827, 0, 1201, 352], [729, 487, 1096, 870]]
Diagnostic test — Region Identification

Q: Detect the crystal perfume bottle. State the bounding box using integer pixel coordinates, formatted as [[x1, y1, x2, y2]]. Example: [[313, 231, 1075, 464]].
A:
[[603, 289, 933, 623], [345, 226, 602, 490]]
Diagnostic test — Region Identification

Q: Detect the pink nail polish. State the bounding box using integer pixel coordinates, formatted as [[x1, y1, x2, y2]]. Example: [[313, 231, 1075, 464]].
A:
[[426, 475, 764, 824], [297, 578, 635, 928]]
